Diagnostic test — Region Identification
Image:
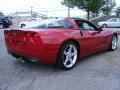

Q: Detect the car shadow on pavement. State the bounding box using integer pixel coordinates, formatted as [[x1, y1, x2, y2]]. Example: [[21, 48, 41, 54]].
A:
[[11, 50, 110, 71], [76, 50, 115, 66], [12, 58, 64, 73]]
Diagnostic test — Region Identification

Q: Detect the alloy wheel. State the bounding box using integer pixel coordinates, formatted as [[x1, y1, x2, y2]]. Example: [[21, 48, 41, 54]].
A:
[[112, 36, 117, 50], [62, 44, 78, 68]]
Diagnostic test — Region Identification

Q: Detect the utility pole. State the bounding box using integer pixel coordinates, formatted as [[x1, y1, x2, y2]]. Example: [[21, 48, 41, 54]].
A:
[[31, 6, 33, 18], [68, 7, 70, 17], [45, 11, 48, 19]]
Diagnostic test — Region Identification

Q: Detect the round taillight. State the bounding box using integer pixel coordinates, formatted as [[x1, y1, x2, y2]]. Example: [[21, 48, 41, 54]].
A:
[[24, 33, 32, 42], [7, 33, 12, 39], [32, 33, 40, 42]]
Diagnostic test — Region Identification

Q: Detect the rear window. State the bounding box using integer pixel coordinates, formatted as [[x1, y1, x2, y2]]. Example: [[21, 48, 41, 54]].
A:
[[23, 19, 73, 29]]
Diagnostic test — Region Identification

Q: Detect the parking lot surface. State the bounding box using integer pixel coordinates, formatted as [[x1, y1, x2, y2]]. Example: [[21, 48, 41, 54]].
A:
[[0, 29, 120, 90]]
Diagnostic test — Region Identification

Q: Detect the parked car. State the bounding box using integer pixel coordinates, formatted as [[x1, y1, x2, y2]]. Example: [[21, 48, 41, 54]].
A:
[[4, 18, 118, 70], [0, 16, 13, 28], [98, 18, 120, 28], [19, 18, 42, 28], [19, 21, 41, 28]]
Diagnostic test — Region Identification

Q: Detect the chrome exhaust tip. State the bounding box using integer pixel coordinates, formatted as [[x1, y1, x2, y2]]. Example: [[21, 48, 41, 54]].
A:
[[28, 58, 38, 63], [17, 57, 38, 63], [17, 57, 25, 62]]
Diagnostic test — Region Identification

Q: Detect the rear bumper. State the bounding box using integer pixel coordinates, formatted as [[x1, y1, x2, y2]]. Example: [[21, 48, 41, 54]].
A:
[[5, 39, 57, 64], [8, 50, 39, 62]]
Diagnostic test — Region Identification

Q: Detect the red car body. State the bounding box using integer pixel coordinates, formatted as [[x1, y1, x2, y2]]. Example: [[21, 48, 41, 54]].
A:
[[4, 18, 117, 64]]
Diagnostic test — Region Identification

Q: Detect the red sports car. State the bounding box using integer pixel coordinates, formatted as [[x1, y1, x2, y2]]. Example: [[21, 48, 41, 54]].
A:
[[4, 18, 118, 70]]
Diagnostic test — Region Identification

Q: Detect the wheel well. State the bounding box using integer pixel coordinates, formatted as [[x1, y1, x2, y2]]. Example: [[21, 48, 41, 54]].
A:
[[56, 39, 80, 65], [57, 39, 80, 56], [102, 24, 107, 26], [103, 23, 107, 25], [60, 39, 80, 53], [21, 24, 25, 28], [21, 23, 25, 25], [113, 33, 118, 41]]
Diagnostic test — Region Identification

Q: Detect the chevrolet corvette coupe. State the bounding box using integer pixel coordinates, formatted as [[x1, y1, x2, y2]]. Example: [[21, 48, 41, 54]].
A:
[[4, 18, 118, 70]]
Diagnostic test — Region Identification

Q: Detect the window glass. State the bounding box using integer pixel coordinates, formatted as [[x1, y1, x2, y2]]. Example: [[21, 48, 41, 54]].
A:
[[109, 19, 117, 22], [24, 19, 73, 29], [84, 22, 96, 31], [75, 20, 84, 29], [75, 20, 96, 31], [47, 20, 73, 28], [83, 23, 90, 30]]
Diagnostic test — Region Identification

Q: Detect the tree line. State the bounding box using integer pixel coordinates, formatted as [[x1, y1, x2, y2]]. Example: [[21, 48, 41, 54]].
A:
[[62, 0, 120, 20]]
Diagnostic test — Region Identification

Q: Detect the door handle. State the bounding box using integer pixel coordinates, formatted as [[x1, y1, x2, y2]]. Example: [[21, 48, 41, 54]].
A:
[[80, 31, 83, 36], [88, 32, 97, 35]]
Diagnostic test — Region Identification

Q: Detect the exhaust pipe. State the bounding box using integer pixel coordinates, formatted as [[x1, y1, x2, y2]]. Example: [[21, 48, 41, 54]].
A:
[[17, 57, 25, 62], [17, 57, 38, 63]]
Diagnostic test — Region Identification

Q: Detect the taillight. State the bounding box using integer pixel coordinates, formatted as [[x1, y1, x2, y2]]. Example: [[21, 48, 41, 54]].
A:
[[24, 32, 32, 42], [24, 32, 40, 43], [32, 33, 40, 42]]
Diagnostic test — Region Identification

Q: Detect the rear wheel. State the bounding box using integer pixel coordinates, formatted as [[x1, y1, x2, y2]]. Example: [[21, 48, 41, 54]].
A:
[[109, 35, 117, 51], [57, 42, 79, 70], [102, 24, 107, 28], [21, 24, 25, 28], [0, 24, 3, 29]]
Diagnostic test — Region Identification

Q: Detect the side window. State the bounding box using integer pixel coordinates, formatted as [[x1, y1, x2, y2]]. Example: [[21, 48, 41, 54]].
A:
[[75, 20, 96, 31], [109, 19, 117, 22], [47, 19, 73, 29], [83, 23, 90, 30], [75, 20, 84, 29], [83, 22, 96, 31]]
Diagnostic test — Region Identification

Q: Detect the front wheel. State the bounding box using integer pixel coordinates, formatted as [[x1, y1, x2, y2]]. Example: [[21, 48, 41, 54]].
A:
[[21, 24, 25, 28], [102, 24, 107, 28], [109, 35, 117, 51], [57, 42, 79, 70], [0, 24, 4, 29]]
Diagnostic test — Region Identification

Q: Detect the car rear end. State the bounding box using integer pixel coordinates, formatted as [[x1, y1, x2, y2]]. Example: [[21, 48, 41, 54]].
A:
[[4, 29, 50, 63]]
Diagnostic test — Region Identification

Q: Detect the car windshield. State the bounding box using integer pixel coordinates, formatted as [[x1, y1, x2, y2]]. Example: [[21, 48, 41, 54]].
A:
[[23, 19, 73, 29]]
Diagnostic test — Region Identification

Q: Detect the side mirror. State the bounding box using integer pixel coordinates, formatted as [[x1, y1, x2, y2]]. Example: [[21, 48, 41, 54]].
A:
[[97, 27, 103, 33]]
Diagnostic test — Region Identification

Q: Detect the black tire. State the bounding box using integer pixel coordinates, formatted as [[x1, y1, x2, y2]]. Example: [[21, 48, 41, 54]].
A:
[[3, 23, 9, 28], [0, 24, 3, 29], [102, 24, 107, 28], [56, 41, 79, 70], [109, 35, 117, 51], [21, 24, 25, 28], [4, 25, 9, 28]]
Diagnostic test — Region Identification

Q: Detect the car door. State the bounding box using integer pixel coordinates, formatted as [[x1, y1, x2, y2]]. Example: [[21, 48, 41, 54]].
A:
[[116, 19, 120, 27], [107, 18, 119, 27], [75, 20, 106, 57]]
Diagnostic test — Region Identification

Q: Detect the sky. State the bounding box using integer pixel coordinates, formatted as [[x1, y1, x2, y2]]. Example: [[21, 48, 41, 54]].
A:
[[0, 0, 120, 17]]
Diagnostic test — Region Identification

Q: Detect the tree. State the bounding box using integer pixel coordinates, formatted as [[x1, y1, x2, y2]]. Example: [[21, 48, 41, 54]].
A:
[[62, 0, 115, 20], [61, 0, 74, 17], [102, 0, 116, 16], [115, 7, 120, 16]]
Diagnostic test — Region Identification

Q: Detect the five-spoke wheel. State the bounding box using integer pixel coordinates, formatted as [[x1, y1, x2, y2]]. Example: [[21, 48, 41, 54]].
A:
[[109, 35, 117, 51], [57, 42, 79, 70]]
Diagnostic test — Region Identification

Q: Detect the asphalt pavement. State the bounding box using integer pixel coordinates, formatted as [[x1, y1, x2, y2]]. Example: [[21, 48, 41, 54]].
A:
[[0, 29, 120, 90]]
